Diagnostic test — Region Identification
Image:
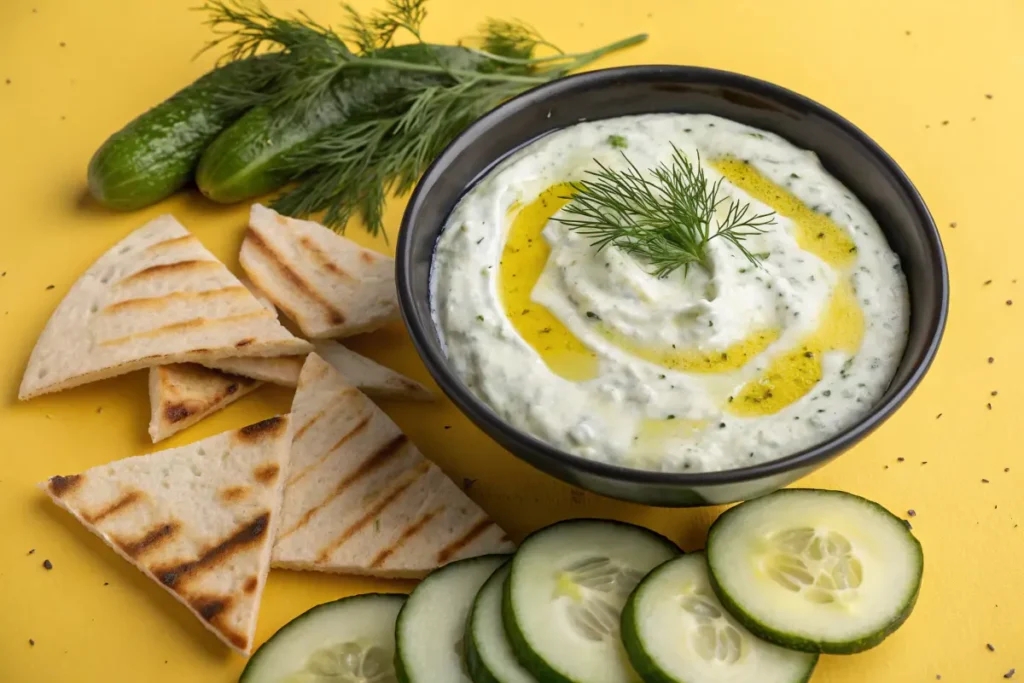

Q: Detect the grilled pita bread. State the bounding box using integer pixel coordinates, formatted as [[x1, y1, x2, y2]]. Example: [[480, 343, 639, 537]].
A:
[[41, 415, 293, 655], [314, 341, 432, 401], [273, 354, 513, 577], [240, 204, 398, 339], [148, 364, 262, 442], [19, 215, 312, 400], [204, 355, 305, 386]]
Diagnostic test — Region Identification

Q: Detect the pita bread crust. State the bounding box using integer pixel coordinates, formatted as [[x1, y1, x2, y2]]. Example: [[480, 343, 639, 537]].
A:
[[148, 364, 263, 442], [203, 356, 305, 387], [272, 354, 513, 578], [41, 415, 293, 655], [239, 204, 398, 339], [314, 341, 432, 401], [19, 215, 312, 400]]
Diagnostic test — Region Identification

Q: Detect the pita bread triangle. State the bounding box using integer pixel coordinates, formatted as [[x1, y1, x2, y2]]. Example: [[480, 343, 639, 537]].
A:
[[148, 364, 263, 443], [41, 415, 293, 655], [273, 354, 514, 578], [19, 214, 312, 400], [203, 355, 305, 387], [239, 204, 398, 339], [314, 340, 432, 401]]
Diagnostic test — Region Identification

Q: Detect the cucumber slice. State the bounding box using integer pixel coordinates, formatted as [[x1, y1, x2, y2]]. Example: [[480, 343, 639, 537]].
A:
[[466, 562, 538, 683], [504, 519, 679, 683], [396, 554, 510, 683], [706, 488, 923, 654], [240, 593, 405, 683], [622, 553, 818, 683]]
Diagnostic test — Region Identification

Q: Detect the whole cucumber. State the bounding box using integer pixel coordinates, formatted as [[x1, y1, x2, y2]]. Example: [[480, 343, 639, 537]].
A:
[[195, 44, 493, 204], [87, 55, 279, 211]]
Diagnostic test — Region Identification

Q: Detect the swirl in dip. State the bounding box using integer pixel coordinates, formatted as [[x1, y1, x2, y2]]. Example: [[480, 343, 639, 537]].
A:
[[430, 114, 910, 472]]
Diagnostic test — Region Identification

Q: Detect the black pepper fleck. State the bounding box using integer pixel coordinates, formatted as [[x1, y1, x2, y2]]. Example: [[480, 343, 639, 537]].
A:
[[992, 390, 999, 396], [949, 222, 957, 228], [29, 639, 34, 646], [45, 284, 54, 290], [989, 357, 995, 364], [28, 548, 35, 555], [443, 425, 451, 430], [1004, 669, 1015, 679], [936, 413, 942, 419], [908, 509, 917, 517], [982, 478, 990, 483], [1007, 300, 1013, 306], [985, 280, 993, 285], [921, 461, 928, 465], [897, 457, 905, 462], [42, 559, 52, 570], [986, 93, 994, 99], [988, 403, 993, 410], [987, 643, 996, 652], [942, 120, 950, 126]]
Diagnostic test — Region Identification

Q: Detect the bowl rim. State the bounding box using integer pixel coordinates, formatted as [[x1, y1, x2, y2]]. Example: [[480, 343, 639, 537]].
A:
[[397, 64, 949, 487]]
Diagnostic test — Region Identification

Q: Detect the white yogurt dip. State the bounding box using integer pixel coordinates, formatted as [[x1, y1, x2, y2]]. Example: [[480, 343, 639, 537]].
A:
[[430, 114, 909, 472]]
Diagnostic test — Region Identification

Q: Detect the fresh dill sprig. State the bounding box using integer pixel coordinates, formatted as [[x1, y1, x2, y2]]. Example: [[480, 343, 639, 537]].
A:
[[197, 0, 647, 234], [556, 147, 776, 278]]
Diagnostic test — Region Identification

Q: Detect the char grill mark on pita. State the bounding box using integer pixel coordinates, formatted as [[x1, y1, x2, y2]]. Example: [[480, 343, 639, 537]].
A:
[[19, 214, 311, 400], [148, 364, 261, 443], [239, 204, 398, 339], [272, 354, 514, 578], [41, 415, 292, 655]]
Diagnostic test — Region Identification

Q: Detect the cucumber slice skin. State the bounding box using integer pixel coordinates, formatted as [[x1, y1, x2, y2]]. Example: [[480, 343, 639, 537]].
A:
[[466, 562, 538, 683], [239, 592, 406, 683], [706, 489, 924, 655], [502, 519, 681, 683], [621, 554, 817, 683], [395, 554, 511, 683]]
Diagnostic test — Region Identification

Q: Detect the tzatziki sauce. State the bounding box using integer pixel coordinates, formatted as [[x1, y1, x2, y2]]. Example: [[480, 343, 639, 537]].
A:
[[430, 114, 910, 472]]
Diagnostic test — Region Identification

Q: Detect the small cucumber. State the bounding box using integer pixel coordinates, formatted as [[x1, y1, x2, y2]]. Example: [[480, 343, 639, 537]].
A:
[[502, 519, 679, 683], [395, 554, 509, 683], [195, 44, 492, 204], [621, 553, 818, 683], [239, 593, 405, 683], [706, 488, 923, 654], [87, 56, 277, 210]]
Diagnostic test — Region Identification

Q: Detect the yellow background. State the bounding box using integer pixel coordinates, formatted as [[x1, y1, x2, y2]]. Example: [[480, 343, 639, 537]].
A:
[[1, 0, 1021, 680]]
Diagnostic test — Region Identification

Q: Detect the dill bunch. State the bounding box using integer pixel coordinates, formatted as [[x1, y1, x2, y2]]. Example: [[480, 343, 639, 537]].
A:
[[556, 147, 776, 277], [197, 0, 647, 234]]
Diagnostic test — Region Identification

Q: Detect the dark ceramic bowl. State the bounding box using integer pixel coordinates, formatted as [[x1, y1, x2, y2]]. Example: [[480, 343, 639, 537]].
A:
[[396, 66, 948, 507]]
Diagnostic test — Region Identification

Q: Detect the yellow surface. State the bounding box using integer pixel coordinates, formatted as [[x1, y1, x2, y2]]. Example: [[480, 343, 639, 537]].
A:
[[0, 0, 1021, 680]]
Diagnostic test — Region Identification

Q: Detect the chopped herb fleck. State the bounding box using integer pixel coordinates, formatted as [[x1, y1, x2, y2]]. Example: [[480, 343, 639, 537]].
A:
[[658, 374, 666, 379], [42, 559, 52, 570], [607, 134, 628, 149], [585, 311, 601, 320], [667, 414, 676, 420], [476, 315, 484, 322]]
